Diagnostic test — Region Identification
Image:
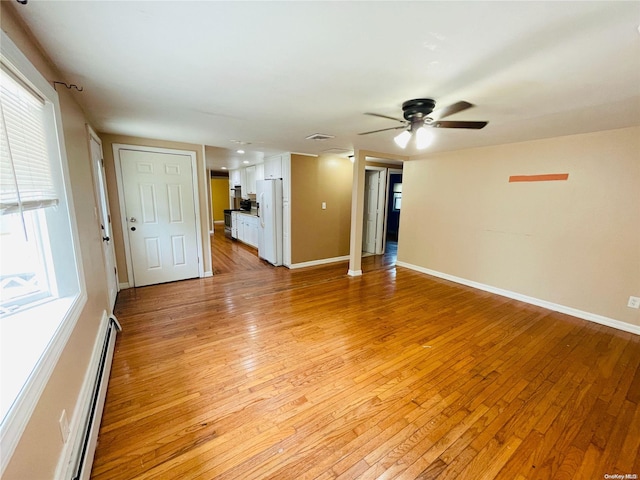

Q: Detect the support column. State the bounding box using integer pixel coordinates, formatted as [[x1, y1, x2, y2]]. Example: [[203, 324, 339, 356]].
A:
[[348, 149, 366, 276]]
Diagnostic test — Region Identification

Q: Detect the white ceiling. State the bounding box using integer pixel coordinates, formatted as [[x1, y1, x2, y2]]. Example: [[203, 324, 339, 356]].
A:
[[12, 1, 640, 171]]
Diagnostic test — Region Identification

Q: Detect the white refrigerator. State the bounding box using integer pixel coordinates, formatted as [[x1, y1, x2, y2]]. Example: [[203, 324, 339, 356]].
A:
[[256, 179, 283, 266]]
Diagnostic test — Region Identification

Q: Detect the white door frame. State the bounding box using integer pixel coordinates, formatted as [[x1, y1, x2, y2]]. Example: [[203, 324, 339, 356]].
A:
[[207, 168, 214, 234], [383, 168, 403, 253], [87, 126, 119, 310], [113, 143, 204, 287]]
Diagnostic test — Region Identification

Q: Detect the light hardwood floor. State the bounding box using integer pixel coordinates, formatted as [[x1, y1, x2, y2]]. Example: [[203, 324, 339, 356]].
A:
[[91, 225, 640, 479]]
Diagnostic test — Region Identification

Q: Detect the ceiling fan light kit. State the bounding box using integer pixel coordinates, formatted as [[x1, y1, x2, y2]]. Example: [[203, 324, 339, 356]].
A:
[[360, 98, 488, 150], [393, 130, 412, 148], [414, 126, 434, 149]]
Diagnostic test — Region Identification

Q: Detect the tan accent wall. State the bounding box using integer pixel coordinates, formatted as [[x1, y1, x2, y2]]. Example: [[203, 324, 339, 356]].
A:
[[290, 154, 353, 264], [99, 134, 211, 283], [2, 4, 110, 478], [211, 177, 229, 222], [399, 126, 640, 327]]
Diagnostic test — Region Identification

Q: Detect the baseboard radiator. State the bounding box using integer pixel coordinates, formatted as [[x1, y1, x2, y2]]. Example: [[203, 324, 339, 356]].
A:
[[71, 315, 121, 480]]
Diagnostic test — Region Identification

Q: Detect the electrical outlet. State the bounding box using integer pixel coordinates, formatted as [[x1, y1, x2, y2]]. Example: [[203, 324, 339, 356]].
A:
[[628, 296, 640, 309], [59, 409, 70, 443]]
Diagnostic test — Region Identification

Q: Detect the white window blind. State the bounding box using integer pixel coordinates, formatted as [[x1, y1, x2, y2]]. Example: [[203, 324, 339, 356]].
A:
[[0, 66, 58, 215]]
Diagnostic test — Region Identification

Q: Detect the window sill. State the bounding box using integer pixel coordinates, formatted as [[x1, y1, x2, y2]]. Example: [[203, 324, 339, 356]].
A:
[[0, 292, 86, 471]]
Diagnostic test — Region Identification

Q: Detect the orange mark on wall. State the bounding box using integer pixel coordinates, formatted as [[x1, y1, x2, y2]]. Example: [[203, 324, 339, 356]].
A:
[[509, 173, 569, 183]]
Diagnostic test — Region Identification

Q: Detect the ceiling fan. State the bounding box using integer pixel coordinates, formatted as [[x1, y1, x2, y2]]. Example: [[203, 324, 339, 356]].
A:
[[358, 99, 488, 149]]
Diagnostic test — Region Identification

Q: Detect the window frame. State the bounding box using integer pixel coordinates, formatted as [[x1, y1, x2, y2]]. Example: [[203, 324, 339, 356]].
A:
[[0, 208, 56, 314], [0, 31, 87, 474]]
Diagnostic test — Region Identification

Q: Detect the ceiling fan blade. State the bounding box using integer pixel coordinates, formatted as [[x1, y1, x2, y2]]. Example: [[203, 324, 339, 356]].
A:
[[432, 120, 488, 129], [358, 125, 407, 135], [434, 101, 474, 120], [364, 112, 406, 123]]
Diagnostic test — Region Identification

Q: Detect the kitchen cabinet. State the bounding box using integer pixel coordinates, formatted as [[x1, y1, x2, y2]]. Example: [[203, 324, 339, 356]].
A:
[[229, 169, 241, 207], [231, 212, 258, 248], [229, 169, 241, 189], [231, 165, 259, 197], [231, 211, 239, 239], [264, 154, 283, 179], [243, 214, 259, 248], [240, 168, 248, 198], [245, 165, 256, 195]]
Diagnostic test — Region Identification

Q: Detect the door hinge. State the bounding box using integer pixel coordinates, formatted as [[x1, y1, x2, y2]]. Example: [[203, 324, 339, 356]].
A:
[[108, 214, 111, 223]]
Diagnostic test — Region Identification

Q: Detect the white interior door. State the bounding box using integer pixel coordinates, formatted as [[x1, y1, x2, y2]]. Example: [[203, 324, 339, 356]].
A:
[[374, 170, 387, 255], [88, 128, 118, 309], [363, 170, 380, 253], [119, 149, 199, 287]]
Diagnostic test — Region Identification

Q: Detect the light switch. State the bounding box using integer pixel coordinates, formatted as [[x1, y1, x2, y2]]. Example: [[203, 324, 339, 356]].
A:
[[321, 202, 326, 210]]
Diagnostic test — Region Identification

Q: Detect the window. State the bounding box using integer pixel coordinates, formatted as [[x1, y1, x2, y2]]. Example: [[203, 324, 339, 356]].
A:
[[0, 66, 59, 316], [0, 31, 85, 471], [392, 182, 402, 211], [0, 209, 55, 315]]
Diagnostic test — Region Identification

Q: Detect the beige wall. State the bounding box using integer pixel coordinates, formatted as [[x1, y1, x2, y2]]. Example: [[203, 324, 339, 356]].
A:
[[99, 134, 212, 283], [2, 4, 111, 478], [291, 154, 353, 264], [399, 126, 640, 327], [211, 177, 229, 222]]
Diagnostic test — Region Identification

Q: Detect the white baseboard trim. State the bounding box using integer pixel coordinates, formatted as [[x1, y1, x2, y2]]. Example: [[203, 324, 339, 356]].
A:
[[348, 269, 363, 277], [396, 261, 640, 336], [55, 311, 109, 479], [118, 282, 130, 290], [203, 271, 213, 278], [289, 255, 350, 270]]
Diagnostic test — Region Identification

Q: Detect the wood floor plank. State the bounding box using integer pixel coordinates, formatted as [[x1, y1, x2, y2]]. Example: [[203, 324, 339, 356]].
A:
[[90, 224, 640, 479]]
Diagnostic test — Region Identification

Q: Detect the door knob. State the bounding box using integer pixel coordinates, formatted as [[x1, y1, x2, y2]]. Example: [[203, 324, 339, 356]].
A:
[[129, 217, 137, 223], [102, 236, 110, 242]]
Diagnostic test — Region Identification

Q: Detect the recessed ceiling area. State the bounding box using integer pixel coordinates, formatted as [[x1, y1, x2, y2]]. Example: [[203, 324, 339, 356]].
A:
[[204, 145, 278, 172], [11, 1, 640, 171]]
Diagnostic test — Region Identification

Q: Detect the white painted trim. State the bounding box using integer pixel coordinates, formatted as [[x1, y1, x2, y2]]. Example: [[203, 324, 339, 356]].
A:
[[385, 168, 403, 254], [118, 282, 130, 290], [112, 144, 134, 288], [206, 165, 214, 233], [348, 269, 363, 277], [0, 31, 88, 476], [112, 144, 203, 286], [282, 153, 292, 268], [86, 125, 118, 311], [55, 311, 109, 479], [0, 294, 86, 475], [290, 152, 318, 157], [203, 271, 213, 278], [396, 261, 640, 335], [288, 255, 350, 270], [193, 149, 205, 279]]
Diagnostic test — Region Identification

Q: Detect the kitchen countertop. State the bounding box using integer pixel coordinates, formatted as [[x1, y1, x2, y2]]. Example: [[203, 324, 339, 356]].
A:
[[236, 210, 259, 217]]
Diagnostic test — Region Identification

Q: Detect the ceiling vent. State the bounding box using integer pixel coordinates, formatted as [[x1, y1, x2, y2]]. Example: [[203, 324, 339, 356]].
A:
[[305, 133, 335, 141]]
